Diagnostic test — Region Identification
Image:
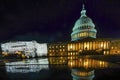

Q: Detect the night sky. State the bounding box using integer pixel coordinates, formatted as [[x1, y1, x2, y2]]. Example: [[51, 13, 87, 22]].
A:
[[0, 0, 120, 42]]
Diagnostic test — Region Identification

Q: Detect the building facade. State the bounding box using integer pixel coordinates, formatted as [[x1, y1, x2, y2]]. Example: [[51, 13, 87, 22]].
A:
[[1, 4, 120, 58], [1, 41, 48, 58], [71, 4, 97, 41], [47, 42, 67, 57], [47, 5, 120, 56]]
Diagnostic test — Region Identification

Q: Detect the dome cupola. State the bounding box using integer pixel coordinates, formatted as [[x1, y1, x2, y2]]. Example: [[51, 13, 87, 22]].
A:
[[71, 4, 97, 41]]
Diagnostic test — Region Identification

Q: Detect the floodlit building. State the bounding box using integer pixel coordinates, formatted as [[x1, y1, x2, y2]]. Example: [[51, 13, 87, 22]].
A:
[[67, 38, 110, 56], [1, 41, 37, 58], [47, 42, 67, 57], [47, 4, 120, 56], [71, 4, 97, 41], [47, 5, 120, 56], [1, 4, 120, 58], [1, 41, 48, 58], [35, 43, 48, 57]]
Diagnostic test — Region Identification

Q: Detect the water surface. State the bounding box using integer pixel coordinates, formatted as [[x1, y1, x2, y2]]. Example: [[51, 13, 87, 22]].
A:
[[0, 56, 120, 80]]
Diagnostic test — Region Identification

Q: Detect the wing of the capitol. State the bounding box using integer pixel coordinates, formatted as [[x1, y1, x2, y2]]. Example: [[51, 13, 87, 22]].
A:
[[1, 4, 120, 58]]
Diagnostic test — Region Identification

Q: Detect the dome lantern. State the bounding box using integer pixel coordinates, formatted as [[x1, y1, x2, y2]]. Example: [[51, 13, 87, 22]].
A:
[[81, 4, 86, 17]]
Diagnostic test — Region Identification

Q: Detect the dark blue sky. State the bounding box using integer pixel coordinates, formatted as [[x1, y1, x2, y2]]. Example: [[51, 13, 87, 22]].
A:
[[0, 0, 120, 42]]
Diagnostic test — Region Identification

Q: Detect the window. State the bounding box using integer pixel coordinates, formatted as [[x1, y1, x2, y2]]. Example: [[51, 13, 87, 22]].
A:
[[93, 42, 96, 50], [111, 47, 113, 49], [60, 49, 62, 52], [78, 33, 80, 37], [52, 46, 54, 48], [100, 42, 103, 48], [80, 33, 82, 37], [83, 32, 86, 37], [56, 46, 58, 48], [53, 50, 54, 52], [89, 42, 92, 50]]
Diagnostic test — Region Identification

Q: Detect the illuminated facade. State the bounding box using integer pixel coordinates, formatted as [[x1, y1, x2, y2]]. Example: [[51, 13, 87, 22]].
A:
[[71, 4, 97, 41], [67, 38, 110, 56], [47, 38, 120, 57], [47, 42, 67, 57], [1, 4, 120, 58], [1, 41, 48, 58], [2, 38, 120, 58], [109, 40, 120, 55], [47, 4, 120, 56]]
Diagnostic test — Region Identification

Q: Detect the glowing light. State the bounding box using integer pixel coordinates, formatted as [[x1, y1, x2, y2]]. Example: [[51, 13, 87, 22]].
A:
[[70, 45, 73, 49], [22, 55, 26, 58], [70, 62, 73, 66], [101, 42, 103, 48], [2, 52, 8, 56], [84, 59, 89, 68]]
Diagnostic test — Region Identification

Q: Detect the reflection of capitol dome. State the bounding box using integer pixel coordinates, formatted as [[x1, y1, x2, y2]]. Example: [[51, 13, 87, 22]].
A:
[[71, 4, 97, 41], [71, 69, 94, 80]]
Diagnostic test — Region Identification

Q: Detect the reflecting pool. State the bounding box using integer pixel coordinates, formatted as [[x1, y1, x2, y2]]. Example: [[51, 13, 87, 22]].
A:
[[0, 56, 120, 80]]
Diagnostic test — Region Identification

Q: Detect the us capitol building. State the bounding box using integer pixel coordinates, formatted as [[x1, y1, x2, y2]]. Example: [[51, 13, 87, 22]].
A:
[[1, 5, 120, 58]]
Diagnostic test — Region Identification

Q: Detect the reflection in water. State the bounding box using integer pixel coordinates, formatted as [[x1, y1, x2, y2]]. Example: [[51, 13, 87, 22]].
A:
[[68, 58, 96, 80], [71, 69, 94, 80], [49, 56, 120, 80], [68, 57, 108, 69], [5, 59, 49, 80], [68, 57, 119, 80], [3, 57, 120, 80], [49, 57, 68, 65], [5, 59, 49, 73]]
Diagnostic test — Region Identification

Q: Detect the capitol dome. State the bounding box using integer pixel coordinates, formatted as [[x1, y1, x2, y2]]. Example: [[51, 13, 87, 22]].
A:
[[71, 4, 97, 41]]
